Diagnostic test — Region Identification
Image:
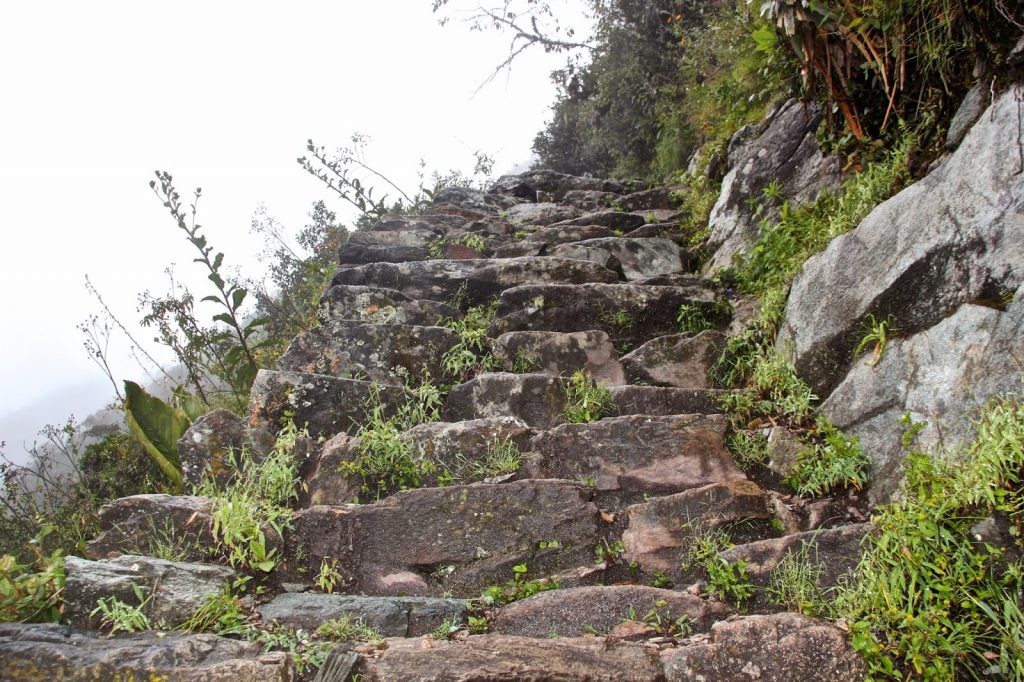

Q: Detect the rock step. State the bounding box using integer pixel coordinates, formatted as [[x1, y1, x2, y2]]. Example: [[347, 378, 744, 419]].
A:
[[249, 369, 409, 441], [318, 284, 459, 326], [620, 331, 727, 389], [523, 414, 743, 507], [290, 479, 602, 598], [256, 592, 466, 638], [487, 584, 730, 639], [547, 237, 694, 281], [443, 372, 728, 429], [303, 413, 738, 508], [346, 613, 864, 681], [490, 283, 722, 348], [0, 624, 292, 681], [278, 321, 460, 385], [491, 330, 626, 386], [304, 416, 535, 505], [331, 257, 618, 307], [622, 480, 774, 578]]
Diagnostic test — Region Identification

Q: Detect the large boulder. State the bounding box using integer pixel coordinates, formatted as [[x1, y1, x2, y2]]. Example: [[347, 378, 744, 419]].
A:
[[821, 291, 1024, 502], [0, 624, 291, 681], [662, 613, 866, 681], [703, 99, 843, 272], [778, 87, 1024, 398], [63, 555, 238, 630], [504, 202, 581, 226]]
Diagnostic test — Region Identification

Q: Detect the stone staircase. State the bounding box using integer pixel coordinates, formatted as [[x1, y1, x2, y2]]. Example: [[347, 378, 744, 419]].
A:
[[0, 170, 869, 681]]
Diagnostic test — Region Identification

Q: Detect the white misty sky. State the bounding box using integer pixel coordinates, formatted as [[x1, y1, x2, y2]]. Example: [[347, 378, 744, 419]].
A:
[[0, 1, 591, 441]]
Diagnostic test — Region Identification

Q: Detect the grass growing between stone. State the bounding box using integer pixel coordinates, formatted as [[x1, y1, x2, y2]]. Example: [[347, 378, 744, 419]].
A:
[[833, 397, 1024, 680], [340, 379, 444, 500], [194, 418, 305, 573], [563, 370, 612, 424]]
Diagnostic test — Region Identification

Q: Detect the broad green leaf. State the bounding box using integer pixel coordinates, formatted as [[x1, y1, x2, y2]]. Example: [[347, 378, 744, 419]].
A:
[[123, 381, 187, 490], [172, 386, 209, 423], [231, 288, 247, 310]]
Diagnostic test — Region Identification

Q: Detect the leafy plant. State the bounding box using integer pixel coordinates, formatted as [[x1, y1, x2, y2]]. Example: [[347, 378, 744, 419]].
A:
[[706, 557, 754, 604], [456, 435, 523, 482], [563, 370, 612, 424], [440, 302, 498, 381], [150, 172, 272, 400], [786, 418, 869, 496], [766, 542, 830, 616], [676, 304, 716, 333], [315, 615, 384, 646], [853, 314, 897, 367], [467, 615, 489, 634], [197, 418, 305, 572], [340, 379, 444, 499], [625, 600, 693, 638], [178, 582, 249, 633], [480, 564, 559, 606], [727, 431, 771, 471], [0, 533, 65, 624], [834, 393, 1024, 678], [122, 380, 189, 489], [432, 613, 464, 640], [316, 558, 343, 594], [91, 583, 152, 634]]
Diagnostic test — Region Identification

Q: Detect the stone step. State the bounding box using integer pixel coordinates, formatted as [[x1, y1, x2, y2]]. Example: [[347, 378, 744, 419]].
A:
[[331, 257, 618, 307], [350, 633, 664, 681], [303, 416, 534, 505], [523, 414, 743, 507], [256, 592, 465, 638], [717, 523, 873, 613], [608, 386, 730, 417], [277, 321, 460, 385], [63, 555, 239, 631], [620, 331, 727, 389], [442, 372, 568, 429], [86, 494, 219, 561], [548, 237, 688, 281], [343, 612, 864, 681], [548, 209, 649, 232], [288, 479, 601, 598], [0, 624, 293, 681], [487, 585, 730, 638], [504, 201, 582, 226], [622, 480, 772, 578], [490, 283, 718, 348], [491, 330, 626, 386], [318, 285, 459, 326], [249, 369, 408, 441], [489, 170, 646, 201], [338, 228, 436, 265], [443, 374, 729, 429]]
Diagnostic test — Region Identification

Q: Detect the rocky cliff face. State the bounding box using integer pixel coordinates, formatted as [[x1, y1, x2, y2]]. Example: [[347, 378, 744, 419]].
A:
[[3, 82, 1021, 681]]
